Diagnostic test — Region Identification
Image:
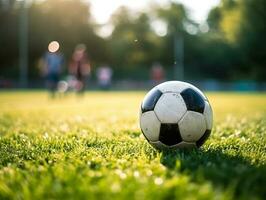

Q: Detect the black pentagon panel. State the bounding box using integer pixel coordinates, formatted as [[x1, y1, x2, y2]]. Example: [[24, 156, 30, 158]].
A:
[[180, 88, 205, 113], [196, 129, 211, 147], [141, 88, 162, 113], [159, 124, 182, 146]]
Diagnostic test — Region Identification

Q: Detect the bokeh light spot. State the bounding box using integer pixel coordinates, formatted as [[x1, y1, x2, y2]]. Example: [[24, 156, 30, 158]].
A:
[[48, 41, 60, 53]]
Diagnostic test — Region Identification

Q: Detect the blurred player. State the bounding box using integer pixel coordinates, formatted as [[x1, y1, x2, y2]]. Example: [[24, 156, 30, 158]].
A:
[[96, 65, 113, 90], [43, 41, 64, 97], [151, 62, 165, 86], [69, 44, 91, 94]]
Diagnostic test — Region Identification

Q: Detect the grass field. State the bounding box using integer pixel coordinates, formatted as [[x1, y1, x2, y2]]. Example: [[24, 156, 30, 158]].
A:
[[0, 91, 265, 200]]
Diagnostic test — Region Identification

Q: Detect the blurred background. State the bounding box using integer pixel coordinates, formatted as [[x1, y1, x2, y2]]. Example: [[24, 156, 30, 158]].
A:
[[0, 0, 265, 91]]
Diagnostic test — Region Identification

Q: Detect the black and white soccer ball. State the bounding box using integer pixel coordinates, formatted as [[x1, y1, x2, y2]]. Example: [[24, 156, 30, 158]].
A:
[[139, 81, 213, 149]]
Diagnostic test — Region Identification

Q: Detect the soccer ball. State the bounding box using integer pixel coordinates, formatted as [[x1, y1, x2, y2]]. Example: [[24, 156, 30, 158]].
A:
[[139, 81, 213, 149]]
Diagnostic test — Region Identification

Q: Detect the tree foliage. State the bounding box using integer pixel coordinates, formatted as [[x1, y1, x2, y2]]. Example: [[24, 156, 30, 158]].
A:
[[207, 0, 266, 80], [109, 7, 161, 71], [0, 0, 265, 81]]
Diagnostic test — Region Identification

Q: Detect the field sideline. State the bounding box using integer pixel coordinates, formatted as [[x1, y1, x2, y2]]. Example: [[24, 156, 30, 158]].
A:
[[0, 91, 265, 199]]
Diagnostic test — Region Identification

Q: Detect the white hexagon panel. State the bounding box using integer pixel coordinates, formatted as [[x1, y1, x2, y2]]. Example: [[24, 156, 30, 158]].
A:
[[157, 81, 190, 93], [154, 93, 187, 123], [140, 111, 161, 142], [178, 111, 206, 142]]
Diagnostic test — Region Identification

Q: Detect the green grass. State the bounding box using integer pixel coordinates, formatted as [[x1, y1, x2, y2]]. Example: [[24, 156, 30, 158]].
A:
[[0, 91, 265, 200]]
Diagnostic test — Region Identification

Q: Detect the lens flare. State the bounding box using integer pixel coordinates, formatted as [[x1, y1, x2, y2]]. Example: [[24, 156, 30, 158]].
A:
[[48, 41, 60, 53]]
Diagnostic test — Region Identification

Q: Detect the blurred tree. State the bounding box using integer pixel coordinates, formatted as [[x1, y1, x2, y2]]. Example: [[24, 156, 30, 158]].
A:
[[155, 2, 187, 69], [109, 6, 161, 73], [237, 0, 266, 81], [207, 0, 266, 81], [207, 7, 222, 32], [0, 0, 19, 78], [155, 3, 226, 80], [157, 3, 186, 34], [0, 0, 265, 82]]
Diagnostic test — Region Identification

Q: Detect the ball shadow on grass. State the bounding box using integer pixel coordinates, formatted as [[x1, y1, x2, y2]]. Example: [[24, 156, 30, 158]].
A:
[[160, 147, 266, 199]]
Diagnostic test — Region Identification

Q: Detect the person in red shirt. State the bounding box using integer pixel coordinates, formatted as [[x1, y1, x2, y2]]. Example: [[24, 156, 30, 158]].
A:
[[69, 44, 91, 94], [151, 62, 165, 85]]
